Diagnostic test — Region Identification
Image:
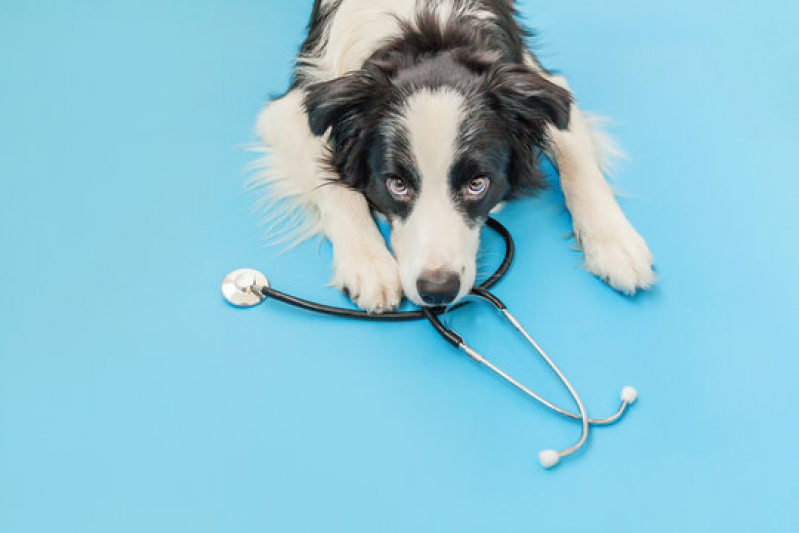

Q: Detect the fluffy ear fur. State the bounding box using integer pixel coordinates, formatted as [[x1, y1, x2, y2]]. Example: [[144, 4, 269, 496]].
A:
[[487, 64, 572, 130], [303, 68, 390, 189], [303, 70, 381, 136], [486, 64, 573, 195]]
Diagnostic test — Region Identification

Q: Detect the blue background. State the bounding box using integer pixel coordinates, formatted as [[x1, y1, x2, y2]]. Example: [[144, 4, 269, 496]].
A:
[[1, 1, 798, 531]]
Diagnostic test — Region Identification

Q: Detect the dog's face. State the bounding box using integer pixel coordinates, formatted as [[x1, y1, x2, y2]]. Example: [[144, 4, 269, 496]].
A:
[[305, 53, 570, 306]]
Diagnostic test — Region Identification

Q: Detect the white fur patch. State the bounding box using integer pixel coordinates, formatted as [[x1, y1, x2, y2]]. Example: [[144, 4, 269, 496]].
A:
[[301, 0, 416, 80], [250, 90, 325, 246], [404, 88, 465, 185], [427, 0, 496, 32], [302, 0, 496, 82], [390, 88, 479, 305], [544, 76, 656, 294]]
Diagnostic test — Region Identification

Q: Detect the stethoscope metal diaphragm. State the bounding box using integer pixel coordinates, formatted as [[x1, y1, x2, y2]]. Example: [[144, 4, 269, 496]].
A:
[[221, 268, 270, 308]]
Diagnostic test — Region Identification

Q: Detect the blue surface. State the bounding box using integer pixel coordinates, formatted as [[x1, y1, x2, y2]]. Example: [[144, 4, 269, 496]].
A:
[[1, 1, 798, 531]]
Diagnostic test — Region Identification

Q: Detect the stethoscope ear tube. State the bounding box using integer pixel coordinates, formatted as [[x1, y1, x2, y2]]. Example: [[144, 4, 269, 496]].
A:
[[423, 289, 637, 469], [422, 307, 463, 347]]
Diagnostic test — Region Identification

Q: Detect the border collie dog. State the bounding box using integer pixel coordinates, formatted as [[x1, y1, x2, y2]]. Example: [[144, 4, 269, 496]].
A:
[[256, 0, 655, 312]]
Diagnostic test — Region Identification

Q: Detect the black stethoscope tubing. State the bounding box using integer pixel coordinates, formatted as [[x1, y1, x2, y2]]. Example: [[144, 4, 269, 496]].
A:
[[254, 217, 515, 322]]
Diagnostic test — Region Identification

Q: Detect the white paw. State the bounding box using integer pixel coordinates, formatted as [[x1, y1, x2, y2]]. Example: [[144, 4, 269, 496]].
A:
[[331, 244, 403, 313], [578, 216, 656, 295]]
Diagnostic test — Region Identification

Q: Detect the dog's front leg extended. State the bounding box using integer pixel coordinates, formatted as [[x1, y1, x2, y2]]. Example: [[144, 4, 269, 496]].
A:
[[257, 90, 402, 313], [546, 77, 656, 295], [315, 184, 403, 313]]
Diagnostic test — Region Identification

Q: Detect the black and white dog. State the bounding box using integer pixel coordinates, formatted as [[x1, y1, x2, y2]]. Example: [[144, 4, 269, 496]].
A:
[[255, 0, 655, 312]]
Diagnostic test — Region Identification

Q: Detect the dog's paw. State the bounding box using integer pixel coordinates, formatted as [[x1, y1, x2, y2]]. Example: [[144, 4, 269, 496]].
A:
[[331, 244, 403, 313], [578, 217, 656, 295]]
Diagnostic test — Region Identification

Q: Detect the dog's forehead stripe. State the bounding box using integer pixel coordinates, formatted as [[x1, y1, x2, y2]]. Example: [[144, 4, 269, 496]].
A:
[[401, 88, 466, 193]]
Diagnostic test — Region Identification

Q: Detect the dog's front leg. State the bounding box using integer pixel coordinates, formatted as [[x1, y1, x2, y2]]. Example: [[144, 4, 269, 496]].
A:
[[315, 185, 403, 313], [257, 90, 402, 313], [546, 77, 656, 295]]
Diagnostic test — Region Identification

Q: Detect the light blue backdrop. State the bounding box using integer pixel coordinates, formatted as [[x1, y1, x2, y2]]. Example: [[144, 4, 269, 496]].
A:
[[1, 1, 797, 531]]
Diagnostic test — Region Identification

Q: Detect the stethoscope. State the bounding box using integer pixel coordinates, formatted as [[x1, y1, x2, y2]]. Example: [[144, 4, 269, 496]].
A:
[[221, 218, 638, 469]]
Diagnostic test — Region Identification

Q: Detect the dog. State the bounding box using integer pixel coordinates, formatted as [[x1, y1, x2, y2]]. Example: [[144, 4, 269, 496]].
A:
[[255, 0, 655, 312]]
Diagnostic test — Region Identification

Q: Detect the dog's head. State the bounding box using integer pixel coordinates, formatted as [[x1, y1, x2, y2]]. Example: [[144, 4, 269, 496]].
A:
[[304, 50, 571, 307]]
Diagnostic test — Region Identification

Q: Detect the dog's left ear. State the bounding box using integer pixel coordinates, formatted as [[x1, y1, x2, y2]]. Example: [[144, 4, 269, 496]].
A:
[[487, 64, 572, 131], [486, 64, 573, 196]]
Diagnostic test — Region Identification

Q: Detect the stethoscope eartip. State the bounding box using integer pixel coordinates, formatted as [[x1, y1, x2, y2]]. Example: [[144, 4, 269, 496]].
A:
[[621, 386, 639, 404], [539, 450, 561, 469]]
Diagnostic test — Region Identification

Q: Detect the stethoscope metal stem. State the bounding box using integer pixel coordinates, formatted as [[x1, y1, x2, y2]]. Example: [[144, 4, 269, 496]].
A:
[[502, 307, 589, 461], [460, 342, 632, 425], [440, 292, 634, 468]]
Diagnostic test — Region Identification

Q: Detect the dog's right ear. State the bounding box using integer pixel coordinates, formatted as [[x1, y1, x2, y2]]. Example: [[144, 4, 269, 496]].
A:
[[303, 69, 388, 136], [303, 69, 390, 190]]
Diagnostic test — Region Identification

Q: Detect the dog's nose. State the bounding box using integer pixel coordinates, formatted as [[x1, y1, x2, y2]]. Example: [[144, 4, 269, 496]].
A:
[[416, 270, 461, 306]]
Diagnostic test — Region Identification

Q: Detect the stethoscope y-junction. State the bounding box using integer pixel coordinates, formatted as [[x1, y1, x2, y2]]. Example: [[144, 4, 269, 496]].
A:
[[222, 218, 637, 469]]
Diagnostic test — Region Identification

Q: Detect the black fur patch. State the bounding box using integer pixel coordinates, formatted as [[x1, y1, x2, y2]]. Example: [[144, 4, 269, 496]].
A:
[[299, 1, 573, 222], [290, 0, 342, 89]]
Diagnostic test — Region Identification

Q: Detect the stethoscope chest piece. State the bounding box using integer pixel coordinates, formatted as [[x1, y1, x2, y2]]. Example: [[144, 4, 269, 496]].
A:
[[221, 268, 269, 308]]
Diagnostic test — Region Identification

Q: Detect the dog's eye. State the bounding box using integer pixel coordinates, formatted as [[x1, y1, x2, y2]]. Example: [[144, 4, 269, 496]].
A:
[[464, 177, 490, 199], [386, 176, 411, 200]]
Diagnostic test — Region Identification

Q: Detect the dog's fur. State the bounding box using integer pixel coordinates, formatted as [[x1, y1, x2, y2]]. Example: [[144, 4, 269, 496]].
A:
[[255, 0, 655, 312]]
